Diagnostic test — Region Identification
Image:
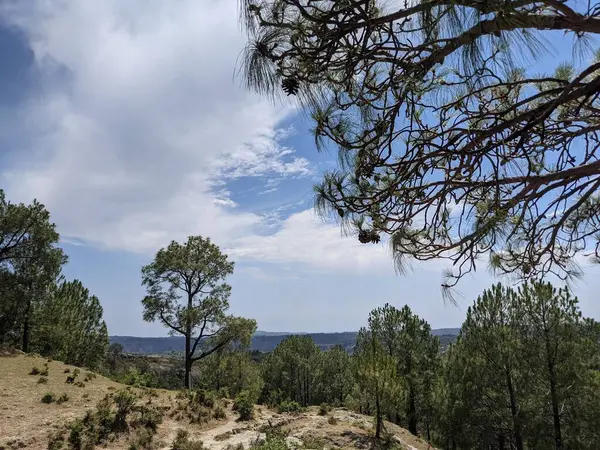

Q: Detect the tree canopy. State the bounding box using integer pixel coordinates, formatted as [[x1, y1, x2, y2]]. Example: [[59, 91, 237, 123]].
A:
[[239, 0, 600, 293], [141, 235, 256, 388]]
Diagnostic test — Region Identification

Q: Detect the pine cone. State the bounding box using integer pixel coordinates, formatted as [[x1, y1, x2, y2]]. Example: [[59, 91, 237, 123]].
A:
[[281, 77, 300, 96]]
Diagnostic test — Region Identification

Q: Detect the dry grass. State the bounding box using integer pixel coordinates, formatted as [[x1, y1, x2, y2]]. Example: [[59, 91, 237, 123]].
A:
[[0, 354, 434, 450]]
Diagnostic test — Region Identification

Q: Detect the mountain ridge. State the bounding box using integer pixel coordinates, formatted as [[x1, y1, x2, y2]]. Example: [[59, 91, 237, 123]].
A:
[[110, 328, 460, 354]]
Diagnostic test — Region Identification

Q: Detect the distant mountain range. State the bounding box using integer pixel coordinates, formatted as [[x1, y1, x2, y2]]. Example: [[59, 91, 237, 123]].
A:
[[110, 328, 460, 354]]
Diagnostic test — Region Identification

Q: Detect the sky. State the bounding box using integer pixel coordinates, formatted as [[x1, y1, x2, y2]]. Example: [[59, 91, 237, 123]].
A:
[[1, 1, 599, 337]]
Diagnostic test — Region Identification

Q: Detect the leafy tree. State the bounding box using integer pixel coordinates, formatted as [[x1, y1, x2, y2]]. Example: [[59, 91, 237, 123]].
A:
[[261, 335, 320, 406], [0, 191, 65, 350], [239, 0, 600, 291], [457, 284, 526, 450], [141, 235, 256, 388], [354, 326, 398, 440], [512, 281, 600, 450], [315, 345, 352, 406], [33, 280, 109, 369], [366, 304, 439, 435]]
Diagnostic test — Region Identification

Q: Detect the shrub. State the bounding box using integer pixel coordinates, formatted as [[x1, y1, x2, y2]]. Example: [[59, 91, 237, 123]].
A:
[[72, 368, 81, 378], [133, 405, 164, 432], [64, 368, 71, 373], [66, 376, 75, 384], [40, 367, 49, 377], [213, 406, 226, 420], [193, 389, 216, 408], [29, 366, 40, 375], [57, 393, 70, 404], [171, 429, 204, 450], [75, 381, 86, 388], [38, 376, 48, 384], [233, 390, 254, 421], [129, 428, 154, 450], [41, 392, 55, 404], [47, 431, 65, 450], [113, 390, 137, 432], [327, 416, 338, 426], [277, 400, 302, 414], [318, 403, 330, 416]]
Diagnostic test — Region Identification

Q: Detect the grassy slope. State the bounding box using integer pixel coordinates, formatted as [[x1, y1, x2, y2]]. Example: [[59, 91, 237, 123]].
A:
[[0, 351, 434, 450]]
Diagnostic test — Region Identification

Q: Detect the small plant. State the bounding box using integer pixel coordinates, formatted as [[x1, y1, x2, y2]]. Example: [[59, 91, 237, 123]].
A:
[[29, 366, 40, 375], [64, 368, 71, 373], [318, 403, 330, 416], [40, 363, 49, 376], [41, 392, 56, 404], [75, 381, 86, 388], [38, 376, 48, 384], [233, 390, 254, 421], [327, 416, 338, 426], [57, 393, 70, 404], [82, 393, 90, 399], [129, 428, 154, 450], [277, 400, 302, 413], [213, 405, 226, 420], [113, 389, 137, 432], [72, 368, 81, 378], [47, 430, 65, 450], [170, 429, 204, 450], [133, 405, 164, 432], [66, 376, 75, 384]]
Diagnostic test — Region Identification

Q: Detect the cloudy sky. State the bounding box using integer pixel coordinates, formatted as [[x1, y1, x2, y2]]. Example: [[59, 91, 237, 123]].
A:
[[1, 0, 599, 336]]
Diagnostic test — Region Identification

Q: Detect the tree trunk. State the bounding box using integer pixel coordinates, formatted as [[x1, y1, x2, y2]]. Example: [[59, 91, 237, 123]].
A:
[[548, 361, 563, 450], [22, 297, 31, 353], [375, 387, 383, 439], [407, 383, 418, 435], [505, 367, 524, 450], [184, 293, 193, 389]]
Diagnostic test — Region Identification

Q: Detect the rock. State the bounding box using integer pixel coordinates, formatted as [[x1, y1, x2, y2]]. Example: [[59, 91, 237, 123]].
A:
[[285, 436, 303, 449]]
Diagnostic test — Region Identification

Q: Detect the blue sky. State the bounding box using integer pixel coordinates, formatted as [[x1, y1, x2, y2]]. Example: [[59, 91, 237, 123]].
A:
[[1, 1, 599, 337]]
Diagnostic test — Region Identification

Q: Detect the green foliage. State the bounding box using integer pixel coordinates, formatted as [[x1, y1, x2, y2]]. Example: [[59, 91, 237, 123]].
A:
[[213, 405, 226, 419], [233, 390, 255, 420], [277, 400, 302, 413], [318, 403, 330, 416], [141, 235, 256, 389], [170, 429, 204, 450], [57, 393, 70, 404], [41, 392, 55, 403], [327, 416, 338, 426], [33, 280, 109, 369], [113, 390, 138, 432], [38, 376, 48, 384]]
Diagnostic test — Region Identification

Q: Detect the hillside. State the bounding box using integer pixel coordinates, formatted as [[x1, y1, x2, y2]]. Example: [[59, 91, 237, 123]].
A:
[[110, 329, 460, 354], [0, 351, 434, 450]]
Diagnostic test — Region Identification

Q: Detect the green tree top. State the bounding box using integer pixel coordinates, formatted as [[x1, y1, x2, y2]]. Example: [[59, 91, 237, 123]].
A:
[[141, 235, 256, 388]]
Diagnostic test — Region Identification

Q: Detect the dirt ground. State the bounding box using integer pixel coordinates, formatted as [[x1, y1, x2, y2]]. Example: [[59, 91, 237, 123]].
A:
[[0, 353, 434, 450]]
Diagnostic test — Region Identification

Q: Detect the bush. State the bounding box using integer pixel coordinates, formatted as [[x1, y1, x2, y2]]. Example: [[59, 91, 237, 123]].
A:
[[57, 393, 70, 404], [171, 429, 204, 450], [133, 405, 164, 432], [193, 389, 216, 408], [129, 428, 154, 450], [72, 368, 81, 378], [29, 366, 40, 375], [47, 431, 65, 450], [277, 400, 302, 414], [38, 376, 48, 384], [113, 390, 138, 432], [40, 367, 49, 377], [64, 368, 71, 373], [318, 403, 330, 416], [327, 416, 338, 426], [41, 392, 56, 404], [75, 381, 86, 388], [233, 390, 254, 421], [213, 406, 226, 420]]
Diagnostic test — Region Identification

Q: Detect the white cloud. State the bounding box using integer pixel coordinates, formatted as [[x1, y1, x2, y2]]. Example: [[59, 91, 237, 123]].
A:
[[0, 0, 312, 254], [228, 209, 394, 273], [0, 0, 437, 276]]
